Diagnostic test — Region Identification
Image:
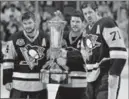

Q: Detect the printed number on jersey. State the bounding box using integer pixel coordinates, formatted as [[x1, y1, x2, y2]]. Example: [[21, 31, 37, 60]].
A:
[[110, 30, 121, 41]]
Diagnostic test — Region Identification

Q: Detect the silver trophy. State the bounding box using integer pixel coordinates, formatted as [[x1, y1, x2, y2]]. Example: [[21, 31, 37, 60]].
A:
[[40, 11, 70, 84]]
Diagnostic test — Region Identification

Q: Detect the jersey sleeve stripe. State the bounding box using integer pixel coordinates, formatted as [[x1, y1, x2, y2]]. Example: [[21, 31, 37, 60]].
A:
[[2, 59, 14, 62], [109, 47, 127, 51], [69, 71, 86, 77], [86, 63, 99, 70], [12, 72, 40, 79], [110, 51, 127, 59], [2, 63, 14, 69], [12, 77, 40, 81], [12, 80, 46, 91]]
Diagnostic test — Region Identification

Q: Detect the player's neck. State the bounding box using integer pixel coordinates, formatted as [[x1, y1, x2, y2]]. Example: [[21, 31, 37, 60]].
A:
[[89, 16, 102, 29], [69, 30, 82, 44], [71, 30, 82, 37]]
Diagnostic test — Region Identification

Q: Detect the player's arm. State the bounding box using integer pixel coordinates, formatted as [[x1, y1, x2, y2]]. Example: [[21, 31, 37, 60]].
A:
[[2, 40, 17, 85], [56, 47, 85, 70], [102, 19, 127, 76], [56, 45, 85, 68], [66, 48, 85, 67]]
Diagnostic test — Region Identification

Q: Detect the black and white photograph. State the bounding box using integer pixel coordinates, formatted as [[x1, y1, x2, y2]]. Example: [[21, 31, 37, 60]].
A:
[[0, 1, 128, 99]]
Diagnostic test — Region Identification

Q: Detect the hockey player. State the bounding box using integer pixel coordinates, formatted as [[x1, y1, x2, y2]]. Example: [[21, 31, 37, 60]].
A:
[[2, 11, 49, 99], [80, 1, 127, 99], [55, 10, 87, 99]]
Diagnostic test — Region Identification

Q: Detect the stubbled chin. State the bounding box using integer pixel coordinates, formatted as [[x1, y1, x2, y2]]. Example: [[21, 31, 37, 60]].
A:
[[88, 21, 94, 25], [25, 29, 34, 33], [26, 31, 32, 33], [88, 20, 92, 23], [72, 29, 78, 32]]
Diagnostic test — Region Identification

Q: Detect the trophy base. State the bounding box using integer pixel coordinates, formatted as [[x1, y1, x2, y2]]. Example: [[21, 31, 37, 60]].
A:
[[40, 70, 87, 85], [40, 69, 71, 84]]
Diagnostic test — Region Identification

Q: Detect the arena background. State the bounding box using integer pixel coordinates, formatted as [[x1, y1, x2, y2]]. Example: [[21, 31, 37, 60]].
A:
[[0, 1, 128, 99]]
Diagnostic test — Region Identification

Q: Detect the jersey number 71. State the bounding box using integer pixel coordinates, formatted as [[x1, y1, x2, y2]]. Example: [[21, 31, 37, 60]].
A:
[[110, 31, 121, 41]]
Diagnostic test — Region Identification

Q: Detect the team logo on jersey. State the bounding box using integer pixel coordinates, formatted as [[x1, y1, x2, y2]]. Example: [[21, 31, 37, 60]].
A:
[[16, 39, 25, 46], [83, 34, 101, 60], [20, 44, 45, 70]]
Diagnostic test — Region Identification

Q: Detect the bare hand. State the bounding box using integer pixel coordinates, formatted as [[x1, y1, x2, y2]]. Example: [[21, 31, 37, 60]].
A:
[[57, 57, 67, 66], [5, 83, 12, 91]]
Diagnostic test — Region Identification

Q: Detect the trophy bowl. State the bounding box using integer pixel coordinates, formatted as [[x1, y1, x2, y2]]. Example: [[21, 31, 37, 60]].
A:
[[40, 11, 71, 84]]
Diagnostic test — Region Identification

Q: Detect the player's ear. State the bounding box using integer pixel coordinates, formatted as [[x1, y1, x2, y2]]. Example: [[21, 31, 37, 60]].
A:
[[95, 9, 101, 17]]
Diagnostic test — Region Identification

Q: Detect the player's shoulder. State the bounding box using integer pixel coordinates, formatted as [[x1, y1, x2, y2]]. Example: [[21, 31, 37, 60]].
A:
[[97, 17, 118, 28], [9, 31, 24, 41], [39, 30, 48, 38], [38, 30, 50, 44], [39, 30, 50, 41]]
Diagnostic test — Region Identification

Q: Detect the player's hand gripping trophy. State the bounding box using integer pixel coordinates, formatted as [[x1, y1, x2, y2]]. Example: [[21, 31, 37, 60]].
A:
[[40, 11, 70, 84]]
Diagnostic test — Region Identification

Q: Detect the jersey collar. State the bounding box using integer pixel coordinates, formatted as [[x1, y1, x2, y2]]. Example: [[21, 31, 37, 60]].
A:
[[23, 29, 39, 42], [69, 31, 82, 45]]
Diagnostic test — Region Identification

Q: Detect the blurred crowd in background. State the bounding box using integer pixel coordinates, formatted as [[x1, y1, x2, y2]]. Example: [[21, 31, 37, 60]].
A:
[[0, 1, 129, 48]]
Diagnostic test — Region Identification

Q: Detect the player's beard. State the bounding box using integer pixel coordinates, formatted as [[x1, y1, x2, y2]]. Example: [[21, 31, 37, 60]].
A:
[[87, 18, 93, 25], [71, 26, 81, 33], [87, 16, 96, 27], [25, 27, 35, 34]]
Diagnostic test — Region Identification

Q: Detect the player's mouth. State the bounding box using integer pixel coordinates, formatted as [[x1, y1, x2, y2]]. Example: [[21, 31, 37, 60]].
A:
[[26, 28, 32, 32], [88, 17, 92, 22], [72, 27, 78, 31], [72, 26, 78, 29]]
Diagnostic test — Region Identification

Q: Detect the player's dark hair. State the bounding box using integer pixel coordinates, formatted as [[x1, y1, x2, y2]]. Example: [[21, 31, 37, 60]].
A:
[[80, 1, 98, 11], [21, 11, 35, 21], [71, 10, 84, 21]]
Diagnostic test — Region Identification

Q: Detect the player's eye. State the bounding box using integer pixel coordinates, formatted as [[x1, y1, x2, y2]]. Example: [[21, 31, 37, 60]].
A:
[[71, 20, 75, 23], [84, 12, 87, 16], [28, 22, 32, 24], [88, 11, 92, 14], [23, 22, 27, 25], [76, 21, 80, 23]]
